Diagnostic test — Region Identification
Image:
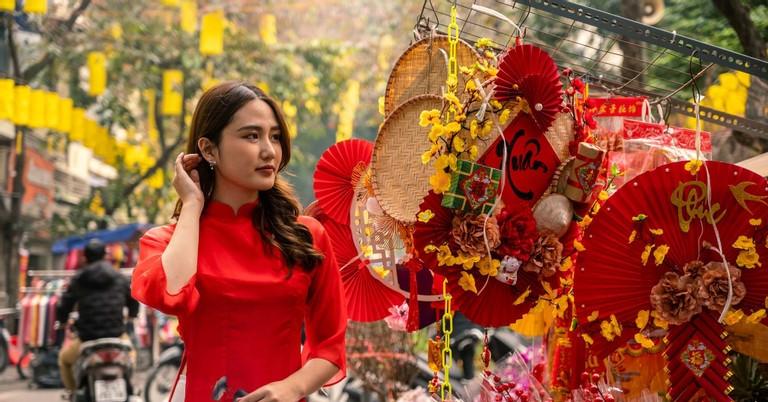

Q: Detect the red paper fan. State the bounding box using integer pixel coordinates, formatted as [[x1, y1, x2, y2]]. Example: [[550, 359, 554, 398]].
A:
[[494, 44, 563, 132], [310, 202, 405, 322], [314, 139, 374, 225], [413, 191, 460, 275], [574, 161, 768, 360], [447, 222, 581, 327]]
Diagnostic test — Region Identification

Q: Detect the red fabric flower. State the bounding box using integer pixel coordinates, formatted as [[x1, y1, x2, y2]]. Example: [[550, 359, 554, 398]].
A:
[[571, 78, 585, 94], [493, 204, 538, 261]]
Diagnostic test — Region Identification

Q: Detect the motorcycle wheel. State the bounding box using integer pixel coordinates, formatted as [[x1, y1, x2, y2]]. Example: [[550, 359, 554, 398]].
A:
[[143, 362, 179, 402], [16, 347, 34, 380]]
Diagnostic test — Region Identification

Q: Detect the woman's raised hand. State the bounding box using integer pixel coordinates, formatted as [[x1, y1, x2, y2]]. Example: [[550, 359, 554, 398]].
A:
[[173, 152, 205, 208]]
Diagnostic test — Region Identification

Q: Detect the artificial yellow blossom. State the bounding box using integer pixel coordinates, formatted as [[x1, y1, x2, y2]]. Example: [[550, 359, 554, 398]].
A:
[[559, 256, 573, 272], [600, 315, 622, 341], [486, 65, 498, 77], [588, 311, 599, 322], [628, 230, 637, 244], [468, 145, 478, 161], [581, 333, 594, 345], [749, 218, 762, 226], [454, 113, 467, 123], [499, 109, 512, 124], [477, 256, 500, 276], [747, 309, 767, 324], [736, 247, 761, 268], [541, 281, 556, 299], [458, 271, 477, 293], [446, 75, 458, 89], [653, 244, 669, 266], [417, 209, 435, 223], [573, 239, 586, 252], [634, 333, 655, 348], [580, 215, 593, 230], [724, 309, 745, 325], [469, 120, 479, 139], [650, 310, 669, 330], [456, 252, 481, 270], [475, 38, 493, 48], [421, 143, 440, 164], [444, 92, 461, 108], [481, 120, 493, 137], [453, 135, 467, 152], [444, 121, 462, 134], [459, 66, 476, 76], [361, 244, 373, 257], [423, 244, 438, 253], [372, 265, 390, 279], [635, 310, 650, 330], [419, 109, 441, 126], [465, 79, 477, 92], [513, 287, 531, 305], [733, 235, 756, 250], [489, 99, 503, 110], [553, 296, 570, 318], [649, 228, 664, 235], [430, 169, 452, 194], [483, 50, 496, 59], [436, 245, 456, 266], [684, 158, 703, 175], [378, 96, 386, 115], [641, 244, 654, 265], [428, 124, 445, 142], [598, 190, 609, 201], [434, 154, 458, 172]]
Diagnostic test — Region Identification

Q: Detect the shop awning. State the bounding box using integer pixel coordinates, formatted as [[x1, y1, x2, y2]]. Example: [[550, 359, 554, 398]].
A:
[[51, 223, 154, 254]]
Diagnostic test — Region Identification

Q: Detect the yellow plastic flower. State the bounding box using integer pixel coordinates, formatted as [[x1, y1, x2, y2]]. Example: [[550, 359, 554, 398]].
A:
[[634, 333, 655, 348], [553, 296, 569, 319], [733, 235, 756, 250], [444, 92, 461, 108], [724, 309, 745, 326], [421, 143, 440, 164], [428, 124, 445, 143], [481, 120, 493, 137], [454, 113, 466, 123], [417, 209, 435, 223], [649, 310, 669, 330], [749, 218, 762, 226], [588, 311, 599, 322], [635, 310, 650, 330], [649, 228, 664, 236], [581, 333, 594, 345], [628, 230, 637, 244], [641, 244, 654, 266], [736, 248, 762, 268], [456, 252, 481, 270], [573, 239, 586, 252], [459, 66, 476, 76], [499, 109, 511, 124], [747, 309, 767, 324], [513, 287, 531, 305], [559, 256, 573, 272], [475, 38, 493, 48], [372, 265, 390, 279], [580, 215, 593, 230], [600, 320, 617, 341], [486, 65, 498, 77], [684, 158, 703, 175], [598, 190, 609, 201], [468, 145, 478, 161], [434, 154, 458, 172], [444, 121, 462, 134], [379, 96, 386, 116], [489, 99, 502, 110], [430, 169, 452, 194], [453, 135, 466, 152], [419, 109, 439, 126], [423, 244, 438, 253], [653, 244, 669, 266], [469, 120, 479, 139], [465, 79, 477, 92], [458, 271, 477, 293], [436, 245, 455, 266], [477, 256, 500, 277]]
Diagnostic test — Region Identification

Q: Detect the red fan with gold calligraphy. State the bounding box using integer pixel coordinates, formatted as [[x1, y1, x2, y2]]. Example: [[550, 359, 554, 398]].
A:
[[304, 202, 405, 322], [495, 44, 563, 132], [574, 160, 768, 400], [313, 139, 373, 225]]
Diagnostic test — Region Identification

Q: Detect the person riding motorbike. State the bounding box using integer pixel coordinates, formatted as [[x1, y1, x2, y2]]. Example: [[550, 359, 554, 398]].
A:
[[56, 239, 139, 399]]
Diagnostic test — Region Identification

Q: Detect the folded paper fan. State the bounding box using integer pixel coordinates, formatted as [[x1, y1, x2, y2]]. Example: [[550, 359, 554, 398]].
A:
[[307, 201, 405, 322], [313, 139, 374, 225], [496, 44, 559, 86], [574, 160, 768, 371]]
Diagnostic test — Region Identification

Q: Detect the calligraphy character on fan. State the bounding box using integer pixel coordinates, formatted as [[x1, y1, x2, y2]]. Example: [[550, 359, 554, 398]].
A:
[[132, 82, 347, 402]]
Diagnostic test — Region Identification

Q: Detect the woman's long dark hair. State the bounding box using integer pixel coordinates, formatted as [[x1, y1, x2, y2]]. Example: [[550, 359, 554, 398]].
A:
[[173, 81, 324, 274]]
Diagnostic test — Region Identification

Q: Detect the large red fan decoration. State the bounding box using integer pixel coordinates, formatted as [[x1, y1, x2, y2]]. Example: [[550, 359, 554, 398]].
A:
[[305, 202, 405, 322], [494, 44, 563, 132], [413, 191, 460, 275], [574, 160, 768, 400], [313, 139, 373, 225]]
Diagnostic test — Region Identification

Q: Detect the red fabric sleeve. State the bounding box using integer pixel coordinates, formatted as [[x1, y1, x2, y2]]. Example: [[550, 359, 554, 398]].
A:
[[131, 225, 200, 317], [299, 217, 348, 386]]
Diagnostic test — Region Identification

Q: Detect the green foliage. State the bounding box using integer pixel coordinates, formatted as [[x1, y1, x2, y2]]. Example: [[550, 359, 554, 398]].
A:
[[729, 352, 768, 401]]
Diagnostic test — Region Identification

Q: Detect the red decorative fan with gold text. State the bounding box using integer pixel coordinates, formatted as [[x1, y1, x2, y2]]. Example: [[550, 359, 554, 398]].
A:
[[574, 160, 768, 400]]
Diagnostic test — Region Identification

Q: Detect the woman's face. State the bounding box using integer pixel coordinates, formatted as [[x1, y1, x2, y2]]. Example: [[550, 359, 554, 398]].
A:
[[208, 99, 283, 198]]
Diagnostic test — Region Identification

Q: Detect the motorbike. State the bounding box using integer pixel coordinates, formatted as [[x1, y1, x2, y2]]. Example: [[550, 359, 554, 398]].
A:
[[143, 339, 184, 402], [72, 337, 136, 402]]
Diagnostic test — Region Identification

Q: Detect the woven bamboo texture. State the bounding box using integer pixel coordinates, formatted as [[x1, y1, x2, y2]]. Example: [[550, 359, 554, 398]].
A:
[[371, 94, 444, 224], [384, 35, 480, 117]]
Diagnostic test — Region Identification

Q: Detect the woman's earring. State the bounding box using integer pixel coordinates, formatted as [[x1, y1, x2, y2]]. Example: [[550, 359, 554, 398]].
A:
[[209, 160, 216, 170]]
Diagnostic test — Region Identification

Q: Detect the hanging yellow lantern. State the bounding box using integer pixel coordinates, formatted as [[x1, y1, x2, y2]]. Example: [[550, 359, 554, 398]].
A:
[[200, 11, 224, 55], [259, 14, 277, 45], [162, 70, 184, 116], [161, 0, 180, 6], [84, 119, 99, 149], [0, 79, 13, 120], [0, 0, 14, 11], [24, 0, 47, 13], [88, 52, 107, 96], [28, 89, 46, 128], [59, 98, 73, 133], [181, 1, 197, 33], [70, 108, 85, 141], [45, 92, 60, 129], [13, 85, 31, 126]]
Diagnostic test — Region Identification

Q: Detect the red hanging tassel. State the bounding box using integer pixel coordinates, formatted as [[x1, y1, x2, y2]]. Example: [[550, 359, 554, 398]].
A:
[[404, 258, 423, 332]]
